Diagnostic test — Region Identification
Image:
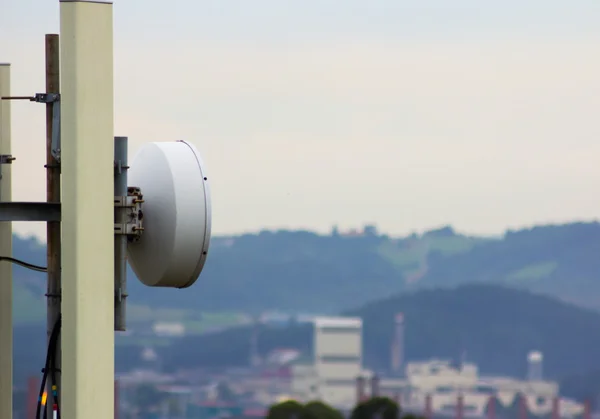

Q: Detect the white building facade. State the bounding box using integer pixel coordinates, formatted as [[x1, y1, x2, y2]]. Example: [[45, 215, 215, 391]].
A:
[[291, 316, 363, 408], [314, 316, 363, 406]]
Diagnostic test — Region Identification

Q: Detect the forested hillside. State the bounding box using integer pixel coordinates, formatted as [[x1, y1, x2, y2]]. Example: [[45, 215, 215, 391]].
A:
[[421, 223, 600, 308], [9, 221, 600, 324], [158, 284, 600, 379]]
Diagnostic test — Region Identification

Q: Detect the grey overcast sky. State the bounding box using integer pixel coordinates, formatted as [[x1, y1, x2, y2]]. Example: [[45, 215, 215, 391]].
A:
[[2, 1, 600, 240]]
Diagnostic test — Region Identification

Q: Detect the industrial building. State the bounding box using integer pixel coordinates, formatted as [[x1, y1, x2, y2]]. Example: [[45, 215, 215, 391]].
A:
[[288, 315, 586, 418], [291, 316, 364, 407], [377, 359, 584, 418]]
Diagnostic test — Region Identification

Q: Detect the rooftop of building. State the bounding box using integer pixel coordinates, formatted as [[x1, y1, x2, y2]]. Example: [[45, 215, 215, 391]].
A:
[[313, 316, 362, 328]]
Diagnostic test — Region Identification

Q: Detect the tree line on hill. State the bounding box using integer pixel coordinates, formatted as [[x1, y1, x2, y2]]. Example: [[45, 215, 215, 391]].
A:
[[12, 222, 600, 323], [421, 223, 600, 310]]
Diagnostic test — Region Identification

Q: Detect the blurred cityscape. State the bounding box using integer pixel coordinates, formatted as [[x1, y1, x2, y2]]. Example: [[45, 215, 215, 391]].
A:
[[13, 313, 595, 419]]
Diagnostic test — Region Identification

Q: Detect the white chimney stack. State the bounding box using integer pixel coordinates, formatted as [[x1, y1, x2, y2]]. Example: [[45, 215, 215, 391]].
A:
[[527, 350, 543, 381]]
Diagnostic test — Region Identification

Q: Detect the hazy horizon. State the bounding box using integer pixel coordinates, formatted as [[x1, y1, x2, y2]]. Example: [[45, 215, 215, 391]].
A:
[[3, 1, 600, 240]]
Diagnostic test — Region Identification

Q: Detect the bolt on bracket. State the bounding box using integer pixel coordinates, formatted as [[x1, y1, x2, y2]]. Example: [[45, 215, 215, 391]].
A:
[[114, 186, 144, 241], [30, 93, 61, 162]]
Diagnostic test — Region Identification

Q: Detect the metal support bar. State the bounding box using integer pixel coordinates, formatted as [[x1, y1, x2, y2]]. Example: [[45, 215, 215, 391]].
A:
[[0, 202, 61, 222], [51, 100, 61, 161], [0, 95, 35, 100], [114, 136, 128, 332], [1, 93, 61, 161], [45, 33, 62, 419], [35, 93, 62, 162]]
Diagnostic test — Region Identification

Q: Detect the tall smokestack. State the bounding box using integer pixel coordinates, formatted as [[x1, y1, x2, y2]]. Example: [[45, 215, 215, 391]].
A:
[[584, 400, 591, 419], [356, 376, 366, 403], [527, 351, 543, 381], [519, 394, 528, 419], [370, 374, 380, 397], [424, 394, 433, 419], [391, 313, 404, 375], [487, 396, 496, 419], [551, 396, 560, 419], [456, 393, 464, 419]]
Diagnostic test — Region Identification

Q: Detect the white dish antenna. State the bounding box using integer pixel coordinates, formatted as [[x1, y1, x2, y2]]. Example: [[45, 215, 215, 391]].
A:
[[126, 141, 212, 288]]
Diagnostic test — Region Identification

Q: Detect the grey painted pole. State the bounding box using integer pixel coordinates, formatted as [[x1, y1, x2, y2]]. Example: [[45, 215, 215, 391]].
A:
[[0, 62, 13, 419], [114, 136, 128, 331]]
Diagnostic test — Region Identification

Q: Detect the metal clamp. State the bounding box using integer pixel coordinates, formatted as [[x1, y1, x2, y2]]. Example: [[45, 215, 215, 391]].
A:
[[33, 93, 59, 103], [0, 92, 60, 161], [34, 93, 61, 162], [0, 155, 15, 179], [114, 186, 144, 241], [114, 195, 142, 208], [0, 155, 15, 164]]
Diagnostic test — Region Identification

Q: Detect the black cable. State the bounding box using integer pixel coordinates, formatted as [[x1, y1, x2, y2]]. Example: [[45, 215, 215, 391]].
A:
[[37, 318, 59, 419], [49, 323, 61, 419], [0, 256, 47, 272], [3, 253, 58, 416], [35, 325, 56, 419], [36, 316, 61, 419], [36, 322, 57, 419], [41, 316, 61, 419]]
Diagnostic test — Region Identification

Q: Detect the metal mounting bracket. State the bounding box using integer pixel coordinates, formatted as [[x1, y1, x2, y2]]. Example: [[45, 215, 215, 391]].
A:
[[114, 186, 144, 241], [0, 155, 15, 180], [0, 155, 15, 165], [33, 93, 61, 162], [0, 93, 60, 161]]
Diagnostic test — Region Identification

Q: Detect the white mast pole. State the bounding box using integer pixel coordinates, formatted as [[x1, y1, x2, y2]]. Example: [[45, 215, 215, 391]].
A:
[[0, 62, 13, 419], [60, 1, 115, 418]]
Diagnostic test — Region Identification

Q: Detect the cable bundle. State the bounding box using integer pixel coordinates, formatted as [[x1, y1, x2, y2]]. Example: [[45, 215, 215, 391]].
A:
[[36, 316, 61, 419]]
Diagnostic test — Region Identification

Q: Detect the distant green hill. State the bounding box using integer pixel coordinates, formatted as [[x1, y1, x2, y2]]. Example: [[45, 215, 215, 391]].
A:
[[9, 221, 600, 324], [10, 227, 479, 323], [158, 284, 600, 380], [420, 223, 600, 308]]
